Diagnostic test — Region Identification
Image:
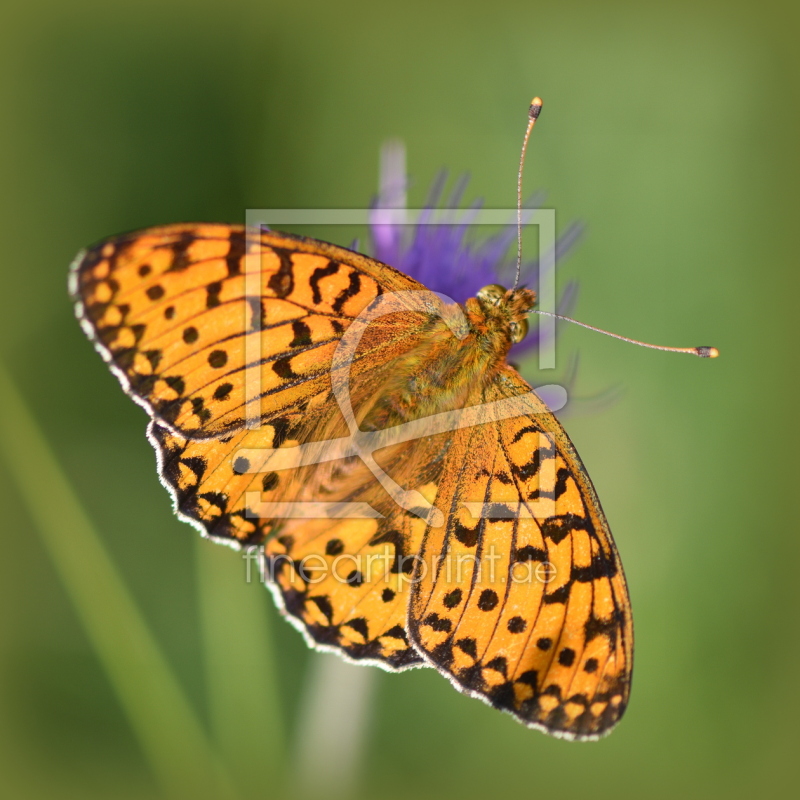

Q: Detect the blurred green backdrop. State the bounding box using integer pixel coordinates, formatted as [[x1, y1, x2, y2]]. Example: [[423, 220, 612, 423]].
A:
[[1, 1, 798, 798]]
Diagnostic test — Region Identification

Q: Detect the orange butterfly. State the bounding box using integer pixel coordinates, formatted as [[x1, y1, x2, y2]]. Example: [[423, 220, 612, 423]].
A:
[[70, 219, 632, 740]]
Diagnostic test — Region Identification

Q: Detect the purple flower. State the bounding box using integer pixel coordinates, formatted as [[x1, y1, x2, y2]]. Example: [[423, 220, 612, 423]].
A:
[[367, 141, 581, 357]]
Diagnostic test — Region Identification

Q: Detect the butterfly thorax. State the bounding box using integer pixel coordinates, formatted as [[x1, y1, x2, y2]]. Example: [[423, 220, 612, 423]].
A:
[[358, 286, 536, 430]]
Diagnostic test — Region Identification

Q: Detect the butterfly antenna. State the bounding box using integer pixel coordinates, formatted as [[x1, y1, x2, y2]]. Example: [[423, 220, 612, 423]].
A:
[[531, 309, 719, 358], [514, 97, 543, 289]]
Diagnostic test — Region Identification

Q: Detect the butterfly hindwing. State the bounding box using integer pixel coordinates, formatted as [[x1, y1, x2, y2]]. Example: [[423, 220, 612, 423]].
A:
[[408, 369, 632, 740], [150, 420, 439, 671], [263, 511, 427, 670]]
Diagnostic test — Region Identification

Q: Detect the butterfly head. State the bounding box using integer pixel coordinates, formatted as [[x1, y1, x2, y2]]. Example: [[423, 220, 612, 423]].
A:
[[472, 283, 536, 345]]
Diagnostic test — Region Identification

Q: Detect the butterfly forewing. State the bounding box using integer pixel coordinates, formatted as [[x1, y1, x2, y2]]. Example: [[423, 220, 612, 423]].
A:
[[70, 223, 424, 439]]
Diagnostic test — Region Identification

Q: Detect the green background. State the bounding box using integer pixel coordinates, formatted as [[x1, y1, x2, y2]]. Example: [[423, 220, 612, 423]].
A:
[[1, 1, 798, 798]]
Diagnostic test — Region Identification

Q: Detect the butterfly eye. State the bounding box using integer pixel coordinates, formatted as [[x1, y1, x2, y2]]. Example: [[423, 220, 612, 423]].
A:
[[509, 318, 529, 343], [477, 284, 508, 306]]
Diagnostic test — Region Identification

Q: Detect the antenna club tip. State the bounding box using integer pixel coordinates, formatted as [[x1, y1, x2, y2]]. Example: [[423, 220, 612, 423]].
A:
[[529, 98, 543, 118], [696, 346, 720, 358]]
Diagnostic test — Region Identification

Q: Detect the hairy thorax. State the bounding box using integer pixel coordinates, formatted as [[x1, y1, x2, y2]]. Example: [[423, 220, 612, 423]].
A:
[[360, 286, 536, 430]]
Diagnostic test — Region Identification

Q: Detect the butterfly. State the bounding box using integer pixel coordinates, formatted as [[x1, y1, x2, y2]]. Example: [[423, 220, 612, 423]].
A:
[[70, 222, 632, 740]]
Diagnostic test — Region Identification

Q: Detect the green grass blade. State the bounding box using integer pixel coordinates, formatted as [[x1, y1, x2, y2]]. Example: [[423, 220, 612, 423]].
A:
[[0, 362, 239, 800], [195, 540, 287, 794]]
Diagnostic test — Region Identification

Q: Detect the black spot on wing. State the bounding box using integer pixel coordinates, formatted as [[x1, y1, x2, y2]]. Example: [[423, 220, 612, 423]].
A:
[[485, 656, 508, 675], [166, 231, 196, 271], [514, 545, 547, 562], [144, 349, 162, 370], [443, 588, 462, 608], [181, 456, 207, 483], [343, 617, 369, 640], [510, 437, 557, 481], [511, 448, 542, 481], [213, 382, 233, 401], [309, 595, 334, 623], [208, 350, 228, 369], [455, 637, 477, 658], [558, 647, 576, 667], [541, 513, 590, 544], [554, 467, 571, 499], [270, 418, 291, 447], [206, 281, 223, 308], [383, 624, 407, 640], [516, 669, 538, 688], [225, 230, 247, 276], [346, 570, 364, 587], [528, 469, 571, 502], [543, 583, 571, 604], [584, 607, 626, 644], [262, 472, 279, 492], [453, 517, 480, 548], [129, 373, 157, 396], [572, 551, 618, 582], [273, 357, 298, 379], [325, 538, 344, 556], [507, 616, 526, 633], [424, 613, 452, 633], [477, 589, 498, 611], [309, 260, 339, 304], [165, 375, 186, 396], [290, 319, 313, 347], [190, 397, 211, 423], [331, 271, 361, 313], [268, 248, 294, 298]]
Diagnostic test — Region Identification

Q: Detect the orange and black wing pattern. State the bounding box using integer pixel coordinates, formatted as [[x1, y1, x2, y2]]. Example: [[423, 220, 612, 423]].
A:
[[149, 417, 441, 671], [408, 369, 632, 739], [71, 222, 633, 735], [69, 223, 425, 439], [71, 223, 438, 670]]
